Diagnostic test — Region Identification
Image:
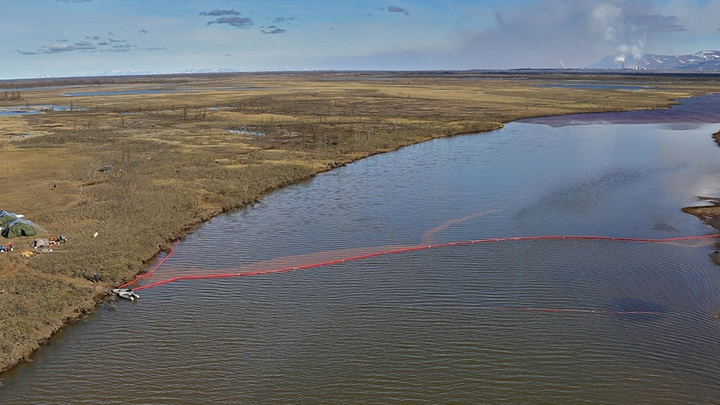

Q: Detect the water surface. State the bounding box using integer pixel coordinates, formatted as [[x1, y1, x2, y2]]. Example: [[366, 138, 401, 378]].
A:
[[525, 93, 720, 126], [538, 83, 652, 91]]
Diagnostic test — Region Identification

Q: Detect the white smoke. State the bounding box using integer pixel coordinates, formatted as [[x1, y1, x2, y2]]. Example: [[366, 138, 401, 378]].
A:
[[472, 0, 685, 68], [590, 2, 650, 62], [614, 55, 626, 64], [328, 0, 691, 70]]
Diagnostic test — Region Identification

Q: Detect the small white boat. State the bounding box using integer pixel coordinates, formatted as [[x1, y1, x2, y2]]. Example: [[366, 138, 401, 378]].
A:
[[112, 288, 140, 301]]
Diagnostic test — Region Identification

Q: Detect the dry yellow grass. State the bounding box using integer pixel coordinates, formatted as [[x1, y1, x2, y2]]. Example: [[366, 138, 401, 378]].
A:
[[2, 70, 720, 372]]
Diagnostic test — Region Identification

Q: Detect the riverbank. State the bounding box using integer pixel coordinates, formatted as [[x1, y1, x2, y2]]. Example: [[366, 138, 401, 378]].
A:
[[683, 200, 720, 265], [682, 130, 720, 264], [2, 71, 720, 373]]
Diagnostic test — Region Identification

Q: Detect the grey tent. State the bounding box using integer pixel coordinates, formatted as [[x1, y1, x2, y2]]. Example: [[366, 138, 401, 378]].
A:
[[2, 218, 37, 238], [0, 210, 17, 228]]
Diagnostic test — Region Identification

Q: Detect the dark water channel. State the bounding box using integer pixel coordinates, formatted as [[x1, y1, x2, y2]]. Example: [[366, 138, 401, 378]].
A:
[[3, 97, 720, 404]]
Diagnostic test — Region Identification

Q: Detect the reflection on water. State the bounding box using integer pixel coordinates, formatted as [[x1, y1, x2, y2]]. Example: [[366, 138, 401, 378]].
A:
[[606, 297, 666, 321], [3, 99, 720, 404], [515, 167, 646, 219], [524, 93, 720, 127]]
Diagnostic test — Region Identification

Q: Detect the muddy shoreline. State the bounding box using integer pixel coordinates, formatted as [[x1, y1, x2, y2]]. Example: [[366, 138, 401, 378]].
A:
[[682, 199, 720, 265], [682, 130, 720, 265], [5, 125, 720, 375], [4, 72, 720, 375], [26, 115, 720, 370]]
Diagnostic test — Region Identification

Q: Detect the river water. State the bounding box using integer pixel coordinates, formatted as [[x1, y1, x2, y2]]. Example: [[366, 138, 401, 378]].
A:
[[3, 97, 720, 404]]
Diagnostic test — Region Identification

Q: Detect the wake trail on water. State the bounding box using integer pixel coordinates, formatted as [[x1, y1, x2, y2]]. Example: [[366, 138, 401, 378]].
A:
[[421, 209, 500, 245]]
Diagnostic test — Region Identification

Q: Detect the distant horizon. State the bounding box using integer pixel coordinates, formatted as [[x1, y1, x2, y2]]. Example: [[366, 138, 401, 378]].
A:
[[3, 0, 720, 80], [4, 64, 720, 84]]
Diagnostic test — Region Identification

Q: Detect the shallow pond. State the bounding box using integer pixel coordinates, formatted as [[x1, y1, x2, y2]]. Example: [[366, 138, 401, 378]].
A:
[[0, 105, 87, 116]]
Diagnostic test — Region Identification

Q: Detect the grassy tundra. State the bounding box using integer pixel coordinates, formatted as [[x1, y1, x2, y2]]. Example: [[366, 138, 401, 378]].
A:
[[1, 71, 720, 372]]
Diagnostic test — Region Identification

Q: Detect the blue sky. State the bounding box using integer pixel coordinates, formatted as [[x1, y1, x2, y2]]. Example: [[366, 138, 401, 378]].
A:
[[2, 0, 719, 79]]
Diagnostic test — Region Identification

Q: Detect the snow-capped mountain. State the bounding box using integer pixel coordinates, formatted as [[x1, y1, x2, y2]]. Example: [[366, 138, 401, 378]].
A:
[[587, 50, 720, 71]]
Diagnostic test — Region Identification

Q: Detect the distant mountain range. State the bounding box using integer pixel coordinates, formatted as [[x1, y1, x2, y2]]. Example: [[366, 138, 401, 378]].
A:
[[587, 50, 720, 71]]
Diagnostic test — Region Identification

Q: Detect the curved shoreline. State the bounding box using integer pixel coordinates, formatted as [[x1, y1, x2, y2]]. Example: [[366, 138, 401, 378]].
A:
[[682, 130, 720, 264], [3, 72, 720, 374]]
